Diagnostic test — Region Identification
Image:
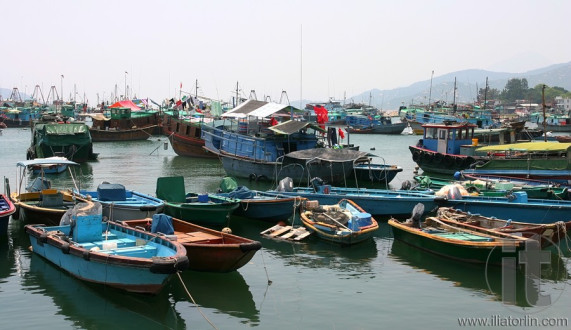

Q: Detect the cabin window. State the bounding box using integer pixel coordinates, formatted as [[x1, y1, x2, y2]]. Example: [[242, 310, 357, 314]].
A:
[[457, 129, 462, 140], [186, 125, 191, 136], [438, 130, 447, 140], [195, 127, 201, 138], [176, 123, 180, 133], [425, 128, 437, 139]]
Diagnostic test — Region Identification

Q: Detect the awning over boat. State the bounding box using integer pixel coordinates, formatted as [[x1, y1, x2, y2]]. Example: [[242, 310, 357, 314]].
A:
[[284, 148, 369, 162], [82, 113, 110, 121], [222, 100, 296, 119], [109, 100, 141, 111], [268, 120, 325, 135], [476, 142, 571, 152], [17, 158, 79, 167]]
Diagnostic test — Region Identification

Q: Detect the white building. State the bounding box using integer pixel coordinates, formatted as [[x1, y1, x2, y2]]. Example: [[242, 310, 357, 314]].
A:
[[555, 96, 571, 111]]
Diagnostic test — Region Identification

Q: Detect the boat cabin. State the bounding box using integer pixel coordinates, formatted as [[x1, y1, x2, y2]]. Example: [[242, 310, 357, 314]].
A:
[[421, 122, 477, 155]]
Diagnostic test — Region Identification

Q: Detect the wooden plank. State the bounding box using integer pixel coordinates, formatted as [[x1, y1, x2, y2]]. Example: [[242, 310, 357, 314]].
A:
[[294, 231, 312, 241], [269, 225, 292, 237]]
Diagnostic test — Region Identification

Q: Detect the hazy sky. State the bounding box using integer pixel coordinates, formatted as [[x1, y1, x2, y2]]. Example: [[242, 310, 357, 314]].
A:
[[2, 0, 570, 107]]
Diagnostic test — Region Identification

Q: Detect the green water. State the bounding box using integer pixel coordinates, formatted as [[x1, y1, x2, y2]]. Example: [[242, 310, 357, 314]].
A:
[[1, 128, 569, 329]]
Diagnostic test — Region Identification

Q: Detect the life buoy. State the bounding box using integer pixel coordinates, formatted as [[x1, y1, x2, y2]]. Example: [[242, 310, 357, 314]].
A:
[[248, 173, 257, 181]]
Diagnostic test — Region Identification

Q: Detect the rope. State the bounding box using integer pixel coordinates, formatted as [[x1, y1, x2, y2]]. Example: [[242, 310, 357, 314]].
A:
[[176, 272, 219, 330], [259, 249, 272, 285]]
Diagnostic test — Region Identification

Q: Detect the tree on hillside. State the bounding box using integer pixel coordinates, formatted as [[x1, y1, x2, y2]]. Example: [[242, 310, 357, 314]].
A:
[[500, 78, 529, 102], [477, 87, 500, 103], [530, 84, 570, 104]]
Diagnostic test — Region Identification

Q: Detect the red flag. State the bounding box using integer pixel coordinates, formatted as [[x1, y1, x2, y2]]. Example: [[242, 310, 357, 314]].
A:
[[270, 117, 278, 126], [180, 82, 182, 89], [313, 105, 328, 124], [338, 128, 345, 139]]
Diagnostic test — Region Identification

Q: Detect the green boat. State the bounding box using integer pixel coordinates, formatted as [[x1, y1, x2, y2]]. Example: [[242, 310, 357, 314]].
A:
[[413, 175, 569, 200], [389, 216, 529, 265], [27, 120, 97, 163], [156, 176, 239, 228]]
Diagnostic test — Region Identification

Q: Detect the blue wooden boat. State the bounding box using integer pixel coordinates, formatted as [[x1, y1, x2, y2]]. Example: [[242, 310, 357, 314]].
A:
[[300, 199, 379, 245], [442, 190, 571, 224], [264, 178, 445, 217], [213, 178, 303, 223], [409, 122, 483, 175], [156, 176, 240, 228], [25, 202, 189, 294], [79, 183, 164, 221], [0, 193, 16, 235], [346, 115, 406, 134]]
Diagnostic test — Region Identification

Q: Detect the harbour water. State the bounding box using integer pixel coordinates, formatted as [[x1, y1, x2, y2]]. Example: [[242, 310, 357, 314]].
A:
[[1, 128, 569, 329]]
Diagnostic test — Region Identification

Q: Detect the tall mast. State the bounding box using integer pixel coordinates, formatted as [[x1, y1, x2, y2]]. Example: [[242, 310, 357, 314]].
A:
[[542, 84, 547, 142], [452, 77, 457, 112], [428, 70, 434, 109], [483, 77, 488, 110]]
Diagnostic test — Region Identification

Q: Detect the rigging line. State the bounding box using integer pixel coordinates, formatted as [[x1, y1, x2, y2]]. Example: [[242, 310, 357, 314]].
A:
[[176, 272, 218, 330]]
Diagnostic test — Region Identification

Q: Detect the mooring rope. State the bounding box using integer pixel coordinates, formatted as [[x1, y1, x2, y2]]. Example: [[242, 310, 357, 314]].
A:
[[176, 272, 218, 330]]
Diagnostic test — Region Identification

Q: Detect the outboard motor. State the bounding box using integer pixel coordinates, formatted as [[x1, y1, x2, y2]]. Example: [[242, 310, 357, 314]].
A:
[[310, 177, 324, 192], [277, 177, 293, 192]]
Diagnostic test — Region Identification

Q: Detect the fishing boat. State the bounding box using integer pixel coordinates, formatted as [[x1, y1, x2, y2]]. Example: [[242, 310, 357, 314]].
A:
[[27, 116, 98, 163], [88, 106, 159, 142], [10, 158, 91, 225], [346, 114, 406, 134], [213, 177, 303, 223], [462, 142, 571, 185], [162, 110, 218, 158], [78, 183, 164, 221], [435, 207, 571, 249], [201, 99, 367, 184], [25, 202, 189, 294], [441, 189, 571, 223], [0, 194, 16, 235], [300, 199, 379, 245], [156, 176, 239, 228], [123, 213, 262, 272], [264, 177, 445, 217], [409, 122, 483, 175], [388, 205, 529, 265]]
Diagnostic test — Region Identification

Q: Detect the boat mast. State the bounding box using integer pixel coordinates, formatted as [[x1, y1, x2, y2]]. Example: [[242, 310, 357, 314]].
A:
[[452, 77, 457, 112], [195, 79, 199, 98], [542, 84, 547, 142], [483, 77, 488, 111], [428, 70, 434, 110]]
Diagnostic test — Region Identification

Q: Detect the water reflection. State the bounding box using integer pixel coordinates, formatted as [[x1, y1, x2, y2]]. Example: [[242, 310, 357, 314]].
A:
[[24, 254, 186, 329], [169, 271, 260, 325], [0, 231, 14, 286], [390, 240, 569, 307]]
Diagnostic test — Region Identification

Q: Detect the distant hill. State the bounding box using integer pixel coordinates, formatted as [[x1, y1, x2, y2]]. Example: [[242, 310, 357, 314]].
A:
[[296, 61, 571, 110]]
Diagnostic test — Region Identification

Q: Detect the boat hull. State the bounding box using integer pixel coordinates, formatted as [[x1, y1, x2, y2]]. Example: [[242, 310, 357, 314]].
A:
[[90, 126, 157, 142], [352, 164, 402, 185], [218, 151, 355, 185], [347, 122, 406, 134], [79, 190, 165, 221], [233, 197, 300, 222], [266, 188, 444, 217], [389, 219, 524, 265], [163, 201, 239, 227], [0, 194, 16, 235], [444, 195, 571, 224], [12, 191, 88, 226], [25, 222, 188, 294], [409, 145, 480, 175], [170, 133, 217, 158], [123, 218, 262, 272]]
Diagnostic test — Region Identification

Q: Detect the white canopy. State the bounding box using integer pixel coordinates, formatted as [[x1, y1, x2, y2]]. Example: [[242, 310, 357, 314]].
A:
[[221, 100, 291, 119]]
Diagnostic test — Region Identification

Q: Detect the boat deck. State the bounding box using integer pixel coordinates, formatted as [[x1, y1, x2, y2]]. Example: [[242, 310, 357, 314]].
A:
[[174, 230, 224, 244]]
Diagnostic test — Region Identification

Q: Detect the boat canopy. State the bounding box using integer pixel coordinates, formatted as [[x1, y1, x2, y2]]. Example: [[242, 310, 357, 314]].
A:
[[17, 158, 79, 167], [269, 120, 325, 135], [284, 148, 369, 162], [222, 100, 297, 119], [476, 142, 571, 152], [109, 100, 141, 111]]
